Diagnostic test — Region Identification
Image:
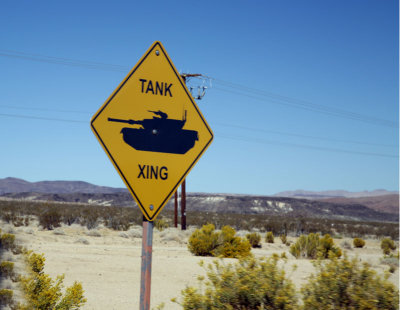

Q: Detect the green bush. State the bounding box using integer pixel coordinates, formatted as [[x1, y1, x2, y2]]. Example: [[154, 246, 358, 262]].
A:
[[174, 256, 298, 309], [0, 289, 13, 308], [265, 231, 274, 243], [280, 234, 287, 244], [0, 261, 15, 279], [289, 233, 341, 259], [353, 237, 366, 248], [301, 254, 399, 309], [188, 224, 219, 256], [213, 226, 251, 258], [381, 237, 397, 255], [246, 232, 261, 248], [188, 224, 251, 258], [19, 251, 86, 310], [0, 233, 16, 250], [318, 234, 342, 259]]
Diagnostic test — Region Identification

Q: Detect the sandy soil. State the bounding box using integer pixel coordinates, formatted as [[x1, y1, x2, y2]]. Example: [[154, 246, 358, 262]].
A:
[[2, 221, 399, 310]]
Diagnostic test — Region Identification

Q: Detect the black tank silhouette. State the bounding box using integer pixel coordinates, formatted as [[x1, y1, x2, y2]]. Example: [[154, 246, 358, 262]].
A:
[[108, 110, 198, 154]]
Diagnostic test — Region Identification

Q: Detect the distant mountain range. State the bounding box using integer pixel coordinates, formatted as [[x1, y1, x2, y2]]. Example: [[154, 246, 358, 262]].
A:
[[0, 177, 398, 222], [0, 177, 127, 194], [274, 189, 398, 199]]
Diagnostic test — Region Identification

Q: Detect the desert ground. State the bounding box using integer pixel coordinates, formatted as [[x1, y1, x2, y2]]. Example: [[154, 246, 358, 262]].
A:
[[1, 220, 399, 310]]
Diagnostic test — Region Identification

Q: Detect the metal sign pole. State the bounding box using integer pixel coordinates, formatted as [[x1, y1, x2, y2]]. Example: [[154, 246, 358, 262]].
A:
[[140, 217, 153, 310]]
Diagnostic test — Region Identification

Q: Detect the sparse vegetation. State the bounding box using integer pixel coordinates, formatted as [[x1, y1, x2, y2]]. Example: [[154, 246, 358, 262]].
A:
[[246, 232, 261, 248], [0, 199, 398, 239], [174, 256, 298, 309], [0, 261, 15, 280], [39, 208, 62, 230], [353, 237, 366, 248], [213, 226, 251, 258], [0, 289, 14, 308], [301, 255, 399, 309], [188, 224, 251, 258], [289, 233, 341, 259], [0, 232, 16, 250], [155, 217, 169, 231], [381, 237, 397, 255], [19, 251, 86, 309], [188, 224, 219, 256], [265, 231, 274, 243], [0, 198, 398, 309]]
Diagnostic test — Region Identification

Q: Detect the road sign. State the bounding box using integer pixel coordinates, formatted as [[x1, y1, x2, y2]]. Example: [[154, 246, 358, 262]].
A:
[[91, 41, 213, 221]]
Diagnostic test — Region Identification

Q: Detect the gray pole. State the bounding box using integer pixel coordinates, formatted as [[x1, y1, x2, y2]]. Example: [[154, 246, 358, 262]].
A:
[[140, 217, 153, 310]]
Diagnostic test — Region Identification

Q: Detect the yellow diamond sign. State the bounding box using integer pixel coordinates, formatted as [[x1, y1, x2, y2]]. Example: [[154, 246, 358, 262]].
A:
[[91, 41, 213, 221]]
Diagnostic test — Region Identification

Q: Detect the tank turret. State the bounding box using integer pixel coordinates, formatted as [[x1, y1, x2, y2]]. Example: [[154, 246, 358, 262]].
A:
[[108, 110, 198, 154]]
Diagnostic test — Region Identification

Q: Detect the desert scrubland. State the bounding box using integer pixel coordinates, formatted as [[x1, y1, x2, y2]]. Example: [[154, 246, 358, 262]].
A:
[[1, 217, 398, 310]]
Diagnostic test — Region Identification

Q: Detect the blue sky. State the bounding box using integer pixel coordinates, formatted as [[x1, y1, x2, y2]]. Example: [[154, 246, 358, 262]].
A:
[[0, 0, 398, 195]]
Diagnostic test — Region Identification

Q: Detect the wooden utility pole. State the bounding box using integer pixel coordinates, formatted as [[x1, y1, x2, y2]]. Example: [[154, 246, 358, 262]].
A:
[[181, 180, 186, 230], [174, 191, 178, 228], [178, 73, 201, 230]]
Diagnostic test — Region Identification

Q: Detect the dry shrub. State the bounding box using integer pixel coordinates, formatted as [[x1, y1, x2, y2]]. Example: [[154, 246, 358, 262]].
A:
[[74, 238, 89, 245], [39, 208, 61, 230], [127, 227, 142, 238], [0, 233, 16, 250], [213, 226, 251, 258], [381, 237, 397, 255], [155, 218, 169, 231], [340, 240, 352, 250], [19, 251, 86, 309], [353, 237, 366, 248], [188, 224, 219, 257], [0, 261, 15, 280], [246, 232, 261, 248], [265, 231, 274, 243], [301, 254, 399, 309], [160, 228, 183, 243], [290, 233, 341, 259], [188, 224, 251, 258], [174, 256, 298, 309], [280, 234, 287, 245], [0, 289, 13, 308], [85, 229, 102, 237], [119, 232, 129, 238], [53, 227, 65, 235]]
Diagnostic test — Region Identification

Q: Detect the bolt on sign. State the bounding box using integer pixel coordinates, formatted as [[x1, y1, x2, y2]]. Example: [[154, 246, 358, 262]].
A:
[[91, 41, 213, 221]]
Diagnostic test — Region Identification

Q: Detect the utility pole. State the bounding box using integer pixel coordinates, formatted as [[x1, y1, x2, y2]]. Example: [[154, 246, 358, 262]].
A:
[[176, 73, 204, 230], [174, 191, 178, 228]]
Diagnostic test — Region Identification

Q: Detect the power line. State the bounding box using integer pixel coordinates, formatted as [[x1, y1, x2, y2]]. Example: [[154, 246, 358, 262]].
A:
[[0, 112, 86, 123], [215, 131, 398, 159], [1, 103, 396, 148], [0, 104, 91, 114], [211, 85, 398, 129], [0, 112, 397, 158], [214, 122, 397, 148], [208, 77, 398, 128], [0, 49, 129, 72], [1, 49, 397, 128]]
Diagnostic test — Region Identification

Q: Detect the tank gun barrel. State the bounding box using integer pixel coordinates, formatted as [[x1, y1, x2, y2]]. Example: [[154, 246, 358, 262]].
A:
[[108, 117, 141, 125], [148, 110, 168, 119]]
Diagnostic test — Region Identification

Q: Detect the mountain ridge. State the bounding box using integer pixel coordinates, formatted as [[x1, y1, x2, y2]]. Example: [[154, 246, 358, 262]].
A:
[[1, 177, 397, 198], [1, 178, 398, 222], [274, 189, 398, 199], [0, 177, 127, 194]]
